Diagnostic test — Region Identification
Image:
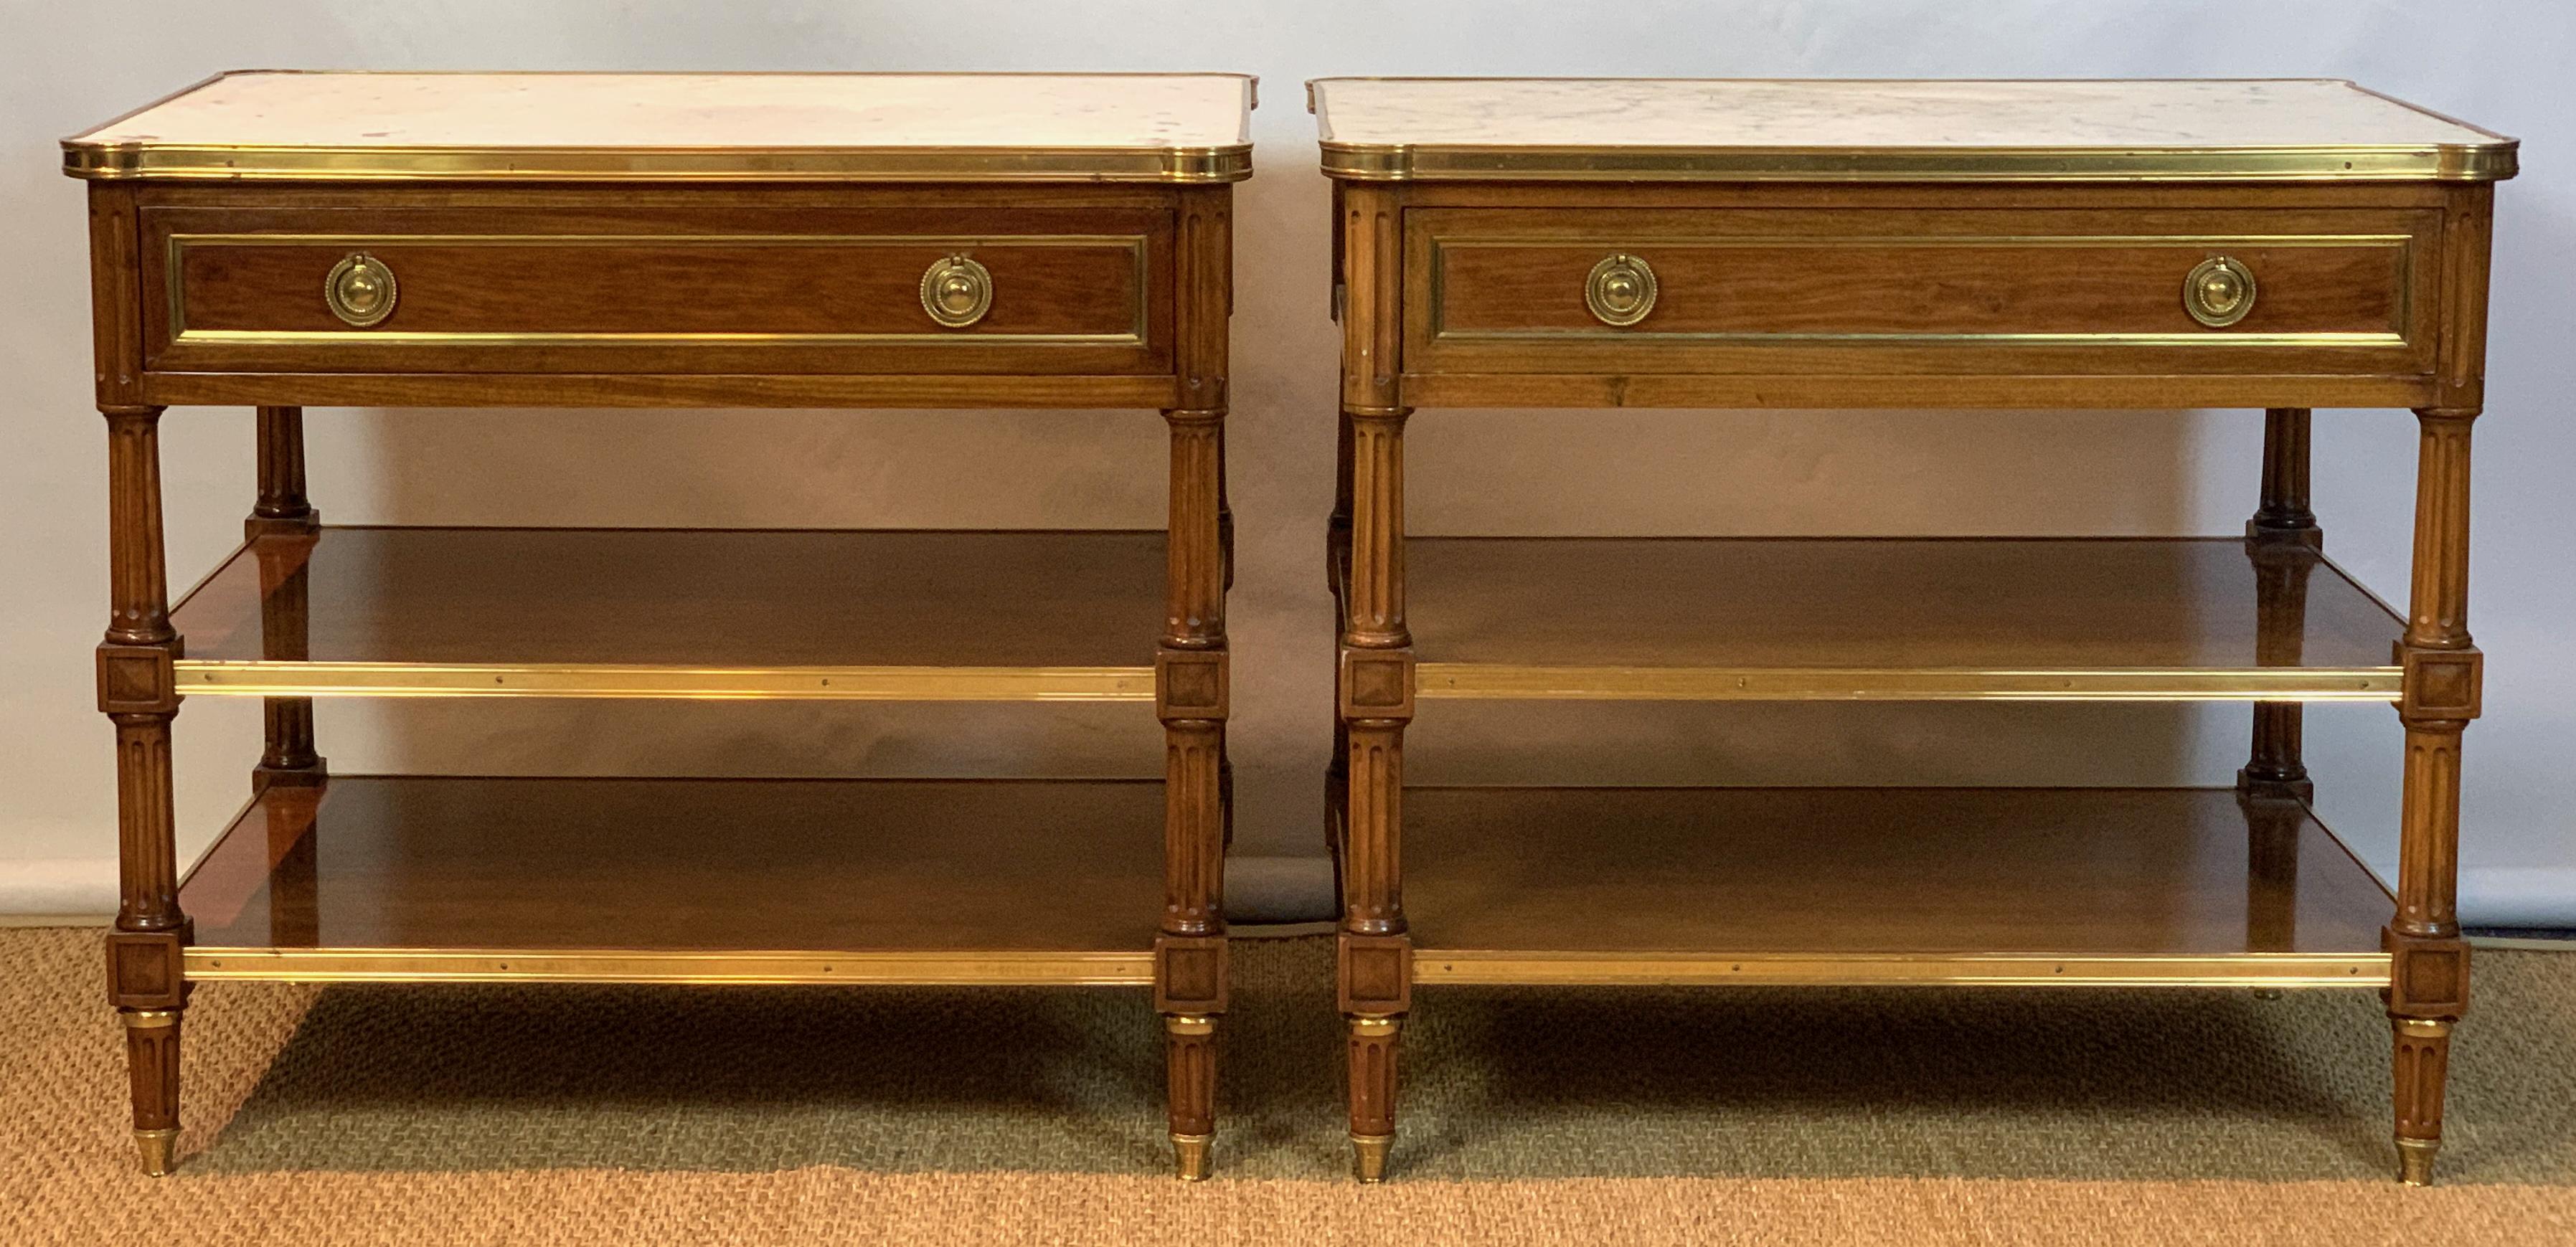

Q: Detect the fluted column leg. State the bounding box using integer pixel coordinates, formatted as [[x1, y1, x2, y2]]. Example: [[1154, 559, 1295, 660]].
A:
[[1339, 406, 1412, 1181], [2384, 407, 2481, 1185], [249, 407, 326, 793], [99, 404, 188, 1175], [1156, 406, 1230, 1180], [2239, 408, 2320, 977]]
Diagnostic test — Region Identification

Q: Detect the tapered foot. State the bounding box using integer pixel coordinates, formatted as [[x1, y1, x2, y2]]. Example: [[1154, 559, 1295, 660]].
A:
[[121, 1005, 182, 1177], [2390, 1015, 2454, 1185], [1164, 1013, 1217, 1181], [2397, 1136, 2441, 1185], [1351, 1132, 1392, 1182], [1346, 1014, 1401, 1181], [1172, 1132, 1212, 1181], [134, 1128, 177, 1177]]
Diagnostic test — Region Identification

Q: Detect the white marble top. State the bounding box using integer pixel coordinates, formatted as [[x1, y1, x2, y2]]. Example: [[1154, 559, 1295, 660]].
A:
[[67, 72, 1257, 181], [1308, 79, 2514, 181]]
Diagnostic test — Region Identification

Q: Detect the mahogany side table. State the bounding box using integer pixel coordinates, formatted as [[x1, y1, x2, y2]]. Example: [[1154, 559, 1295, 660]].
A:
[[1310, 76, 2514, 1183], [67, 70, 1250, 1179]]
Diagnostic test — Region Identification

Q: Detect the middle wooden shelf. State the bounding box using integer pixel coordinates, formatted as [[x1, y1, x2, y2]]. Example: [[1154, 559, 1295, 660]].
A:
[[169, 526, 1168, 700], [1400, 536, 2401, 701]]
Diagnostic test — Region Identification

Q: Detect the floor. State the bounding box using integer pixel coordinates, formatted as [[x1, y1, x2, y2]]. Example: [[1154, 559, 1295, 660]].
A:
[[6, 926, 2573, 1245]]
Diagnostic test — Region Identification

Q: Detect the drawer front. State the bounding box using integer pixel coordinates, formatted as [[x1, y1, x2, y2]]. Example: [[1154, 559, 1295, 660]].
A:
[[1407, 206, 2440, 379], [140, 203, 1173, 376]]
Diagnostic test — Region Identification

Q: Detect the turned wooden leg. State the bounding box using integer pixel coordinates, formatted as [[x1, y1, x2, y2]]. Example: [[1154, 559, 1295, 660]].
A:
[[1336, 183, 1412, 1181], [2383, 406, 2481, 1185], [1155, 717, 1227, 1180], [1157, 392, 1229, 1178], [250, 407, 327, 794], [2240, 407, 2318, 981], [2240, 407, 2321, 803], [1339, 407, 1412, 1181], [100, 404, 190, 1175]]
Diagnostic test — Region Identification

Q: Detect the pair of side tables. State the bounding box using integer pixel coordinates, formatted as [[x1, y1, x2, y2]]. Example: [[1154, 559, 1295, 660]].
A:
[[65, 72, 2514, 1184]]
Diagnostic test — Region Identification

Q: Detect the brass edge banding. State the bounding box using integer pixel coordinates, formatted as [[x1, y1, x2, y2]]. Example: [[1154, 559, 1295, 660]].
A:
[[184, 947, 1156, 986], [1318, 142, 2516, 184], [68, 143, 1255, 183], [1412, 952, 2393, 987], [1433, 330, 2405, 348], [1412, 664, 2404, 701], [171, 660, 1157, 701], [174, 328, 1148, 348]]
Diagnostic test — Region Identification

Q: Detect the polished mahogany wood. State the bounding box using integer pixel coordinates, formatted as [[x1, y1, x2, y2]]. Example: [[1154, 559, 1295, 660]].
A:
[[1402, 787, 2389, 962], [1401, 536, 2401, 680], [183, 777, 1166, 955], [174, 527, 1166, 671]]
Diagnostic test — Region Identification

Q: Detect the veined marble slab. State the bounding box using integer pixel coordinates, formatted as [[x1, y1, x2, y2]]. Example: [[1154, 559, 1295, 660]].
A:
[[1308, 78, 2514, 182], [66, 72, 1257, 181]]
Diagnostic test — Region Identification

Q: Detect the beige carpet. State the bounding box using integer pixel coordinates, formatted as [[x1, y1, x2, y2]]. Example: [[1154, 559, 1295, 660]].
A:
[[5, 925, 2575, 1245]]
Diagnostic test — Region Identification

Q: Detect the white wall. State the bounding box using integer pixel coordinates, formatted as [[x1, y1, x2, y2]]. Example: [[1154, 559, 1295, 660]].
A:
[[3, 1, 2571, 922]]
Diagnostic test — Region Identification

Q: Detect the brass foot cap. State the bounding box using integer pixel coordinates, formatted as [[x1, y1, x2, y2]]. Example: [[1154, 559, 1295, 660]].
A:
[[134, 1128, 178, 1177], [2397, 1137, 2440, 1186], [1172, 1133, 1213, 1182], [1351, 1132, 1393, 1183]]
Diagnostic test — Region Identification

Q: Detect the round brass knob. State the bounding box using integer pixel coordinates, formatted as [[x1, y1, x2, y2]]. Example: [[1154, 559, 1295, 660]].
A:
[[2184, 255, 2256, 328], [324, 252, 398, 328], [920, 255, 994, 328], [1585, 253, 1658, 327]]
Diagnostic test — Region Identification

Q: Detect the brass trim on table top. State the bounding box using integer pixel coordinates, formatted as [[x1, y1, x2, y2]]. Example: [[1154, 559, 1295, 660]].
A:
[[1412, 951, 2392, 988], [70, 144, 1252, 184], [166, 233, 1152, 348], [1414, 664, 2404, 701], [172, 660, 1155, 701], [184, 947, 1155, 986], [1321, 143, 2515, 184]]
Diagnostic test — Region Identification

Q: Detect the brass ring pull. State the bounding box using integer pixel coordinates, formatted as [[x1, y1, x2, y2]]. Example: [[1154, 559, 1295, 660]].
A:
[[324, 252, 397, 328], [920, 254, 994, 328], [2184, 255, 2256, 328], [1585, 253, 1658, 327]]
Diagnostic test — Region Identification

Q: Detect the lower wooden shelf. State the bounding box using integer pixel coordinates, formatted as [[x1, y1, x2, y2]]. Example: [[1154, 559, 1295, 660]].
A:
[[1398, 787, 2393, 988], [178, 776, 1164, 985]]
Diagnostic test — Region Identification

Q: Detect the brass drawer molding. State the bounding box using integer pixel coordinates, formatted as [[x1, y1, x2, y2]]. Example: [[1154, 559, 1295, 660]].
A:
[[2186, 255, 2258, 327], [159, 232, 1156, 353], [1583, 253, 1657, 326], [322, 252, 397, 327], [920, 254, 995, 328]]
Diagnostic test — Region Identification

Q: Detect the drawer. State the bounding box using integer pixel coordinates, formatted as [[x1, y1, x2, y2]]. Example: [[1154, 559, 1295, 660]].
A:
[[1405, 206, 2440, 379], [138, 201, 1174, 376]]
